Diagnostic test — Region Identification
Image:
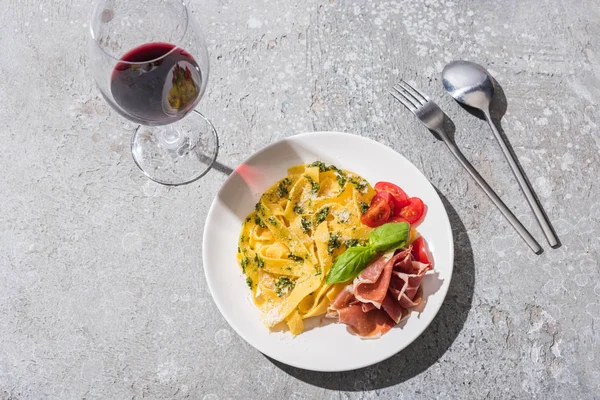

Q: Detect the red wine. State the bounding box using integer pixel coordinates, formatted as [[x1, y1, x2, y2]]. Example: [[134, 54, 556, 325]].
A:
[[111, 42, 202, 124]]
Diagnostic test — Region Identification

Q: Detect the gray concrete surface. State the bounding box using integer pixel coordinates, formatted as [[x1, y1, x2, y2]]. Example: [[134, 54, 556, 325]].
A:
[[1, 0, 599, 398]]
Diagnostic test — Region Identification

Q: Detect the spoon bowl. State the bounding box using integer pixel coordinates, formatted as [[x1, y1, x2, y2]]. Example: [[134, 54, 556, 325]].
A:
[[441, 60, 495, 112]]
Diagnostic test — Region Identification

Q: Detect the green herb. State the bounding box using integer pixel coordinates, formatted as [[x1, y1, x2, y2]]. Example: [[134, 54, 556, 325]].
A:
[[301, 216, 311, 234], [325, 246, 377, 284], [237, 246, 241, 254], [277, 178, 291, 198], [268, 216, 278, 226], [254, 215, 266, 228], [315, 266, 322, 276], [368, 222, 410, 253], [359, 202, 369, 214], [286, 266, 292, 271], [325, 221, 411, 284], [275, 277, 295, 297], [345, 238, 360, 248], [288, 253, 304, 262], [293, 204, 304, 215], [254, 255, 264, 269], [315, 206, 330, 225], [246, 276, 253, 289], [240, 257, 249, 273], [350, 177, 367, 192], [255, 202, 265, 215], [245, 216, 251, 222], [305, 175, 320, 194], [336, 172, 348, 188], [308, 161, 333, 172], [327, 232, 342, 255]]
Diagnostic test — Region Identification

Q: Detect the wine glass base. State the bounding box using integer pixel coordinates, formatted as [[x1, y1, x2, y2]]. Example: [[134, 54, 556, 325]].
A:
[[131, 110, 218, 186]]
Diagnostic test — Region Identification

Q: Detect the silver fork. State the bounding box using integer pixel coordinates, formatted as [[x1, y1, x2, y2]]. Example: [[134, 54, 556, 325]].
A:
[[390, 81, 543, 254]]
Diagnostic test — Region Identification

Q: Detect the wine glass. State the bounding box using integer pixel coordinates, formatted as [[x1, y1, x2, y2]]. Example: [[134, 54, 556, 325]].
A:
[[88, 0, 218, 186]]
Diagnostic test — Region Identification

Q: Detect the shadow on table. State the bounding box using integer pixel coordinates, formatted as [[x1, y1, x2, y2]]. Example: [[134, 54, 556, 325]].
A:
[[268, 191, 475, 390], [210, 160, 234, 176]]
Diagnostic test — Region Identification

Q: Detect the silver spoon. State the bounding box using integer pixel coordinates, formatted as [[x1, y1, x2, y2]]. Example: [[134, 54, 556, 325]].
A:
[[442, 60, 559, 248]]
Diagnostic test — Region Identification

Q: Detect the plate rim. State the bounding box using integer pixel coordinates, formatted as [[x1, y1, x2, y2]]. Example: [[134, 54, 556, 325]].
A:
[[202, 131, 454, 372]]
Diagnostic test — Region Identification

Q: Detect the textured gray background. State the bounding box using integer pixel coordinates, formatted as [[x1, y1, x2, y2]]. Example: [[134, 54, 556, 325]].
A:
[[1, 0, 599, 399]]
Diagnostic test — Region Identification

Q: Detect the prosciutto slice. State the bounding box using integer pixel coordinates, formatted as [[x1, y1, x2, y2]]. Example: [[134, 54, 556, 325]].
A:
[[327, 245, 431, 338], [337, 306, 395, 338], [381, 293, 408, 324], [326, 285, 354, 319], [361, 302, 377, 313], [353, 252, 396, 308], [389, 258, 431, 308], [327, 286, 394, 337]]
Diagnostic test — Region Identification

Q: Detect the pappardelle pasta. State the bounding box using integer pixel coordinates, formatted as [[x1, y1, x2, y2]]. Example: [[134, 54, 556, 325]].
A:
[[237, 162, 375, 335], [237, 161, 434, 338]]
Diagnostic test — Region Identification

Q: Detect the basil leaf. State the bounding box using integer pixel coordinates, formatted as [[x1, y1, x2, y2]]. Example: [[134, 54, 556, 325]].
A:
[[325, 246, 377, 284], [368, 222, 410, 253]]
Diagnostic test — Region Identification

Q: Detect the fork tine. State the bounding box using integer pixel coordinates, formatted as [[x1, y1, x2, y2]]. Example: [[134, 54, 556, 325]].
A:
[[399, 80, 429, 104], [394, 82, 424, 107], [391, 85, 420, 109], [389, 88, 418, 111], [397, 81, 425, 106]]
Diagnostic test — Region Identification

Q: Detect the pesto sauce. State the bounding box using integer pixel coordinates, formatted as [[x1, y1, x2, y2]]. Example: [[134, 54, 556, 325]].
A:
[[288, 254, 304, 262], [359, 202, 369, 214], [277, 177, 291, 198], [246, 276, 253, 289], [293, 204, 304, 215], [301, 216, 311, 234], [350, 177, 367, 191], [308, 161, 340, 173], [336, 173, 347, 188], [308, 161, 329, 172], [268, 216, 278, 226], [255, 202, 265, 215], [254, 255, 264, 269], [254, 215, 266, 228], [275, 276, 295, 297], [345, 238, 360, 248], [315, 206, 330, 225], [304, 175, 320, 194], [241, 257, 249, 273], [327, 232, 342, 255]]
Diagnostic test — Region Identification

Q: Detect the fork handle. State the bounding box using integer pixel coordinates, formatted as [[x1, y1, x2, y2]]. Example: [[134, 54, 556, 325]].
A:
[[441, 135, 543, 254]]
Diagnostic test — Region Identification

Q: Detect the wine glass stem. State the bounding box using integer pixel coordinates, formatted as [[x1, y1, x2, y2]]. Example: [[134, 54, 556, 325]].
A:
[[159, 125, 188, 154]]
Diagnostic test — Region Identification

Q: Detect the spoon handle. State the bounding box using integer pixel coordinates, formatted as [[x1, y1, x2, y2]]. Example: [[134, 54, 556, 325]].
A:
[[439, 133, 543, 254], [484, 112, 559, 248]]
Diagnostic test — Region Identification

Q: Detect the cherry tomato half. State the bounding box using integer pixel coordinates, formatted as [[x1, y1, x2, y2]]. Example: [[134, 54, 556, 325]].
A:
[[374, 181, 410, 211], [360, 191, 394, 227], [398, 197, 425, 224], [411, 236, 430, 264]]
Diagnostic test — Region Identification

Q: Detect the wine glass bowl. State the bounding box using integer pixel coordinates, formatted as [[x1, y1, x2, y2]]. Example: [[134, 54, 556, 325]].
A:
[[88, 0, 217, 185]]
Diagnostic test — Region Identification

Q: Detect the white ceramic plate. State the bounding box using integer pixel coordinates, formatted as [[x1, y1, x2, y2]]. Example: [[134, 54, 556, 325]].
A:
[[203, 132, 453, 372]]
